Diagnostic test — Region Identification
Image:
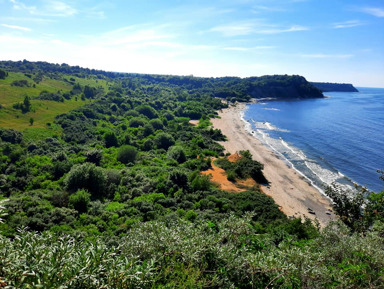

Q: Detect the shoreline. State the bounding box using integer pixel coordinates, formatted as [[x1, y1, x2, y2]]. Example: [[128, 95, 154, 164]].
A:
[[211, 103, 336, 227]]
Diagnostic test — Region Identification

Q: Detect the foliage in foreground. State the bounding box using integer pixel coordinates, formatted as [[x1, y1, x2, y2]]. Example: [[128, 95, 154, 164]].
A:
[[0, 215, 383, 288], [325, 172, 384, 232]]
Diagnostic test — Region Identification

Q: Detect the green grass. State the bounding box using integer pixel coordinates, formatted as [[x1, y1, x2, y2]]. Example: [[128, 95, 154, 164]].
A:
[[0, 72, 72, 106], [0, 98, 90, 131], [0, 72, 106, 138], [63, 75, 110, 91]]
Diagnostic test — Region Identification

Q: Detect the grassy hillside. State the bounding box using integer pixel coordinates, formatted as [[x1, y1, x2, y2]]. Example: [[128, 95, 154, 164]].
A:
[[0, 60, 383, 288], [0, 71, 108, 138]]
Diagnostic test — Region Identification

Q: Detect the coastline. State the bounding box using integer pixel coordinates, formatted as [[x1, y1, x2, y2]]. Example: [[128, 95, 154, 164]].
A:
[[211, 102, 336, 227]]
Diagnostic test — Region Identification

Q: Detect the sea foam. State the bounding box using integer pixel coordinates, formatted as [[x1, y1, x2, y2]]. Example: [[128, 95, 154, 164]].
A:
[[241, 107, 356, 195]]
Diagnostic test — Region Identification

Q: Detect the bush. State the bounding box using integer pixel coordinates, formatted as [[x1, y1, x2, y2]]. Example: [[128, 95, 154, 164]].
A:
[[169, 169, 189, 190], [64, 163, 107, 198], [0, 69, 8, 79], [167, 146, 187, 164], [155, 132, 175, 150], [117, 145, 138, 164], [136, 105, 158, 119], [69, 189, 91, 213], [129, 117, 146, 128], [149, 119, 164, 130], [104, 131, 118, 148], [0, 129, 23, 144], [11, 79, 30, 87], [85, 149, 103, 165]]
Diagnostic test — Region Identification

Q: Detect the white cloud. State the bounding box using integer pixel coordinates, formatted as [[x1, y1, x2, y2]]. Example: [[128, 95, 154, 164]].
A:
[[224, 46, 276, 51], [43, 0, 77, 17], [1, 23, 31, 31], [301, 53, 353, 59], [209, 21, 255, 37], [224, 47, 249, 51], [0, 34, 41, 45], [10, 0, 37, 14], [360, 7, 384, 18], [210, 21, 309, 36], [333, 20, 364, 29], [251, 5, 284, 13], [10, 0, 77, 17], [257, 25, 309, 34], [98, 25, 176, 48]]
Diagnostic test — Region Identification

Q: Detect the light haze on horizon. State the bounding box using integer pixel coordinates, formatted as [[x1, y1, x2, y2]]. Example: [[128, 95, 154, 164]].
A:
[[0, 0, 383, 87]]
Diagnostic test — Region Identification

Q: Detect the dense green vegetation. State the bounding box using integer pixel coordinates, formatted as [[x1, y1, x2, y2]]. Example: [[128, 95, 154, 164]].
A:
[[0, 60, 383, 288], [311, 82, 359, 92]]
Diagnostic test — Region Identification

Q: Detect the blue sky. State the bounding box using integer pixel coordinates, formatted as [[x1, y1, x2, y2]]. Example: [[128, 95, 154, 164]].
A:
[[0, 0, 383, 87]]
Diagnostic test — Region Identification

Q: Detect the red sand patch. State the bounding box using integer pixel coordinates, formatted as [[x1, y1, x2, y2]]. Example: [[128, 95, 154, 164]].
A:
[[189, 120, 199, 126], [227, 153, 242, 163], [201, 154, 258, 193]]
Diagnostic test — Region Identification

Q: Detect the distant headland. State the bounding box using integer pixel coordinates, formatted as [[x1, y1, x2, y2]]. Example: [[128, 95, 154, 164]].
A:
[[310, 82, 359, 92]]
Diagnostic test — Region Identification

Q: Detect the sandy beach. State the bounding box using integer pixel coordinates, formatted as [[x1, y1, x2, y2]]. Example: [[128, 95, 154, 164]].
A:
[[211, 103, 336, 227]]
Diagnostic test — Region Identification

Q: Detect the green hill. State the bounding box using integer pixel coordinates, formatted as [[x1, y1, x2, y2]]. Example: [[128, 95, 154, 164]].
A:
[[0, 60, 382, 288], [311, 81, 359, 92]]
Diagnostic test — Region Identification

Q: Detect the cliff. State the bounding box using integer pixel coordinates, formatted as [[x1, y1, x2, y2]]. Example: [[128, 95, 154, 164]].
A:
[[311, 82, 358, 92]]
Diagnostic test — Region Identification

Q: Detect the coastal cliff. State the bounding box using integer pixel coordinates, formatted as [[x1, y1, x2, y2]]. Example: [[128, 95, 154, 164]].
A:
[[247, 75, 324, 99], [311, 82, 359, 92]]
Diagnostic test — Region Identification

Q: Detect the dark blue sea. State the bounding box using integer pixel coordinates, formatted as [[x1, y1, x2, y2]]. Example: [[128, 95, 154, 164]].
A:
[[243, 87, 384, 193]]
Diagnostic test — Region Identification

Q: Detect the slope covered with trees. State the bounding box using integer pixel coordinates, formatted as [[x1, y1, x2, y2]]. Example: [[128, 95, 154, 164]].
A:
[[0, 60, 383, 288], [311, 82, 359, 92]]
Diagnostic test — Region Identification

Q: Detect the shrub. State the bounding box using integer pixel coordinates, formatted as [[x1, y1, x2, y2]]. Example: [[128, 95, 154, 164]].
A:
[[117, 145, 138, 164], [169, 169, 189, 190], [143, 124, 154, 137], [226, 170, 236, 182], [129, 117, 146, 128], [136, 105, 158, 119], [69, 189, 91, 213], [167, 146, 187, 164], [191, 174, 211, 191], [0, 69, 8, 79], [0, 129, 23, 144], [142, 138, 154, 151], [11, 79, 30, 87], [155, 132, 175, 150], [104, 131, 118, 148], [85, 149, 103, 165], [185, 209, 197, 221], [83, 85, 96, 98], [64, 163, 107, 198], [149, 119, 164, 130]]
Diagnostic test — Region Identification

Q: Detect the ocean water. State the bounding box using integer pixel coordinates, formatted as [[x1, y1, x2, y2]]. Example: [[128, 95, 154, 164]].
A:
[[243, 87, 384, 193]]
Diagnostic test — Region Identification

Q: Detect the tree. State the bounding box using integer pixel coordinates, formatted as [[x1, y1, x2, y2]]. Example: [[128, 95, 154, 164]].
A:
[[325, 180, 384, 232], [29, 117, 34, 126], [167, 146, 187, 164], [64, 163, 107, 199], [23, 96, 31, 113], [155, 132, 175, 150], [85, 149, 103, 165], [136, 105, 158, 119], [117, 145, 138, 164], [104, 131, 118, 148], [169, 169, 189, 190], [83, 85, 96, 98], [149, 119, 164, 130], [0, 69, 8, 79], [69, 189, 91, 213]]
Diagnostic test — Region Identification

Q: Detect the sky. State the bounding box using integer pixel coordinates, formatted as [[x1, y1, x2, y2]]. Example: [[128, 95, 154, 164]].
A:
[[0, 0, 383, 87]]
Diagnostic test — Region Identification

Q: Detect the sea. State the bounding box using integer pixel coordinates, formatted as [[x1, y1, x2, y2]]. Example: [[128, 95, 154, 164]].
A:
[[242, 87, 384, 193]]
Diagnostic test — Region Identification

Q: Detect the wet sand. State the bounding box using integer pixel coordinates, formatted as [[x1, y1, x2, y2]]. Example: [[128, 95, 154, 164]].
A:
[[211, 103, 336, 227]]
